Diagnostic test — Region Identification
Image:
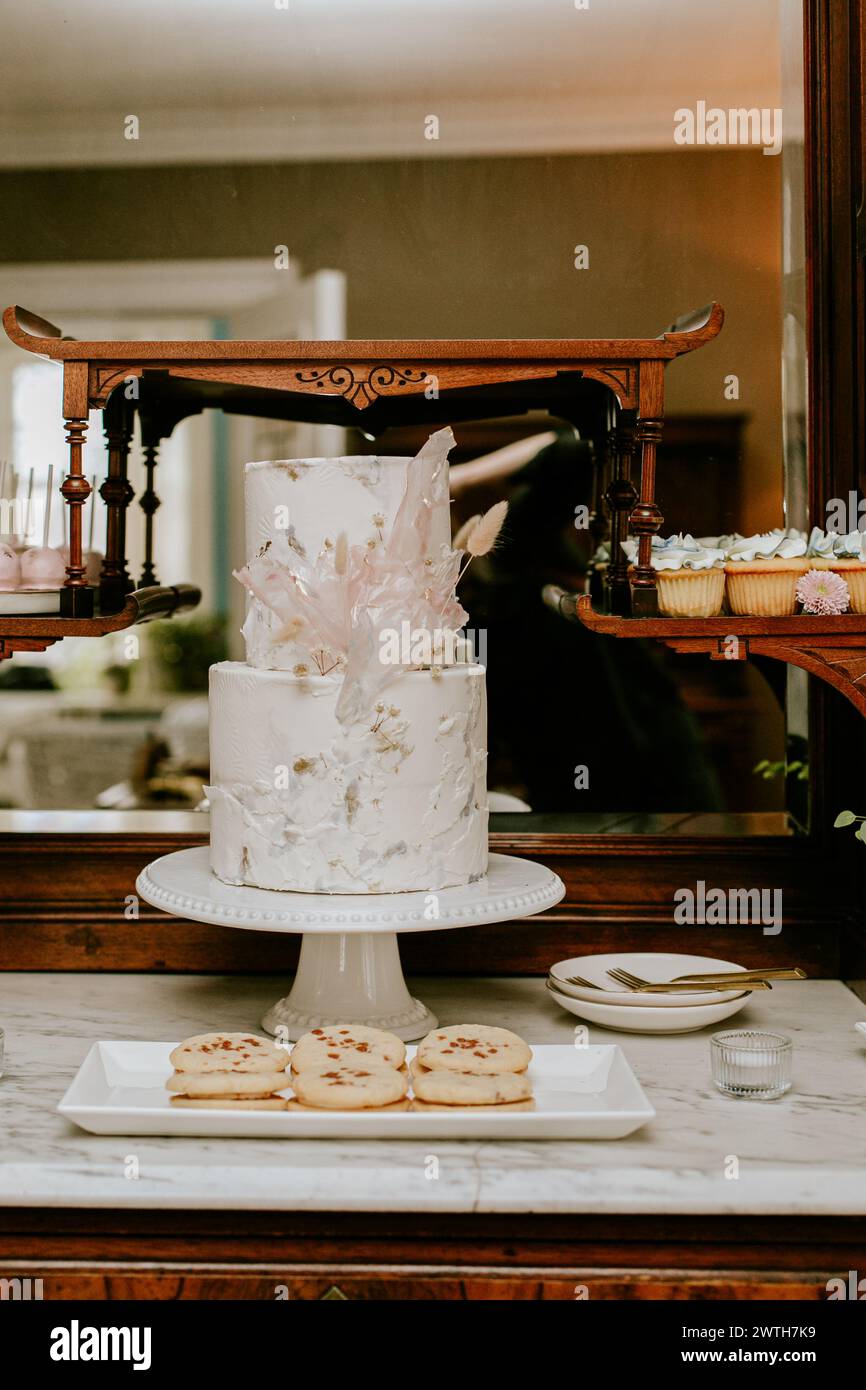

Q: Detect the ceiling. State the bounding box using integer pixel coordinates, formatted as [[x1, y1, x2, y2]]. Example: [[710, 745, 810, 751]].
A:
[[0, 0, 786, 167]]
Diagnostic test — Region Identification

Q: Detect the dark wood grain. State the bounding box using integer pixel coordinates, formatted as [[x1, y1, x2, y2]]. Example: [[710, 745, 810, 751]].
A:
[[0, 821, 841, 974], [0, 1267, 838, 1301], [0, 1209, 862, 1301]]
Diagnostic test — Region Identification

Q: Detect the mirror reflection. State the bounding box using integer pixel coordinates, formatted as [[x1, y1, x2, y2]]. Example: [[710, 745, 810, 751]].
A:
[[0, 0, 804, 830]]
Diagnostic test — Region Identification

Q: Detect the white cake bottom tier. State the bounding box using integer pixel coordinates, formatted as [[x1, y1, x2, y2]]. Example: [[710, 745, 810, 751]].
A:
[[206, 661, 488, 894]]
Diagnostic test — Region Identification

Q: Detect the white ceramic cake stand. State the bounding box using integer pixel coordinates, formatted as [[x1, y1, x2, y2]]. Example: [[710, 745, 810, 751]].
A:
[[136, 847, 565, 1041]]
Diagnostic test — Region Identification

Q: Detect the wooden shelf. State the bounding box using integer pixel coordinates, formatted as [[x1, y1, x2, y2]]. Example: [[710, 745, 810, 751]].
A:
[[569, 593, 866, 640], [543, 592, 866, 718], [0, 584, 201, 661], [2, 300, 724, 649]]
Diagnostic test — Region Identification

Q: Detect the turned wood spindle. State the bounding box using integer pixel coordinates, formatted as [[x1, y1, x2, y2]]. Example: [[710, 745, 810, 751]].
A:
[[139, 439, 161, 588], [604, 413, 638, 615], [629, 415, 664, 617], [100, 397, 136, 608], [59, 419, 94, 616], [583, 429, 612, 602], [587, 434, 610, 551]]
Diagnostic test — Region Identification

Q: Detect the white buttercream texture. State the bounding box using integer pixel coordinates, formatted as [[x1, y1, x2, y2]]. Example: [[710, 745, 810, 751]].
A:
[[620, 533, 724, 571], [808, 526, 866, 560], [724, 528, 807, 562], [207, 662, 488, 893]]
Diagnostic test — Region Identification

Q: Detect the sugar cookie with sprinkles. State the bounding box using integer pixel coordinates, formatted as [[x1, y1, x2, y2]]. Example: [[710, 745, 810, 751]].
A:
[[292, 1061, 409, 1110], [290, 1024, 406, 1073], [416, 1024, 532, 1075]]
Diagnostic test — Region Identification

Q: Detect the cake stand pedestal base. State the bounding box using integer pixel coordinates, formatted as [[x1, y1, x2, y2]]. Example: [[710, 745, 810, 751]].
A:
[[136, 848, 565, 1042], [261, 932, 436, 1041]]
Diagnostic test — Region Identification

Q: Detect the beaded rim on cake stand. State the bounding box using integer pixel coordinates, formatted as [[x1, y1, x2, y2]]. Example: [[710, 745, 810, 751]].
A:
[[136, 847, 565, 1041]]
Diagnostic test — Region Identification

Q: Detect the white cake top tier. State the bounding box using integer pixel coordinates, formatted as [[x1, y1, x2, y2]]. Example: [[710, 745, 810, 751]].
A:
[[237, 430, 466, 712], [244, 454, 451, 565]]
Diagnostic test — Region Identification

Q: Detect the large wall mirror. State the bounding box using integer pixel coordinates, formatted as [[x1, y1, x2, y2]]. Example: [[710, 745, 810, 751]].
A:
[[0, 0, 808, 837]]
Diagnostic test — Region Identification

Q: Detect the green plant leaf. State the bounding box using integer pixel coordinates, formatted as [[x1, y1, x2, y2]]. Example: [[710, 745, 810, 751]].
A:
[[834, 811, 857, 827]]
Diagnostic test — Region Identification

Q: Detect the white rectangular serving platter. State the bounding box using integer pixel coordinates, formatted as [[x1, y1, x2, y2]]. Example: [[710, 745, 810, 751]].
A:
[[58, 1042, 654, 1140]]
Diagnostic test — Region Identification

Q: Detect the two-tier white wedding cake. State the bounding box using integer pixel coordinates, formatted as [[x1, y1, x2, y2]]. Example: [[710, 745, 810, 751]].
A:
[[206, 428, 489, 894]]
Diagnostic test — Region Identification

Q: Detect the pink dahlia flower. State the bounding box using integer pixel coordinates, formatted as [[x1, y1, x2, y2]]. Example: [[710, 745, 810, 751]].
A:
[[796, 567, 850, 615]]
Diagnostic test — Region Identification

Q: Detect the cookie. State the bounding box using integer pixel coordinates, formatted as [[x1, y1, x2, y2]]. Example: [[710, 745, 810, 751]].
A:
[[290, 1024, 406, 1073], [165, 1069, 289, 1097], [169, 1032, 289, 1074], [411, 1097, 536, 1113], [170, 1095, 288, 1110], [416, 1024, 532, 1075], [286, 1097, 411, 1113], [292, 1062, 409, 1110], [411, 1067, 532, 1106]]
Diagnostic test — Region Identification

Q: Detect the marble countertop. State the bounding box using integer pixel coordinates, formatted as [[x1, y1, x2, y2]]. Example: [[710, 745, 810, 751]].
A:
[[1, 972, 865, 1215]]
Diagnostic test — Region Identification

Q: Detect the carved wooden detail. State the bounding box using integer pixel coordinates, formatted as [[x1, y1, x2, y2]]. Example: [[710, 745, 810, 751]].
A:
[[154, 360, 638, 410], [91, 366, 142, 407], [578, 364, 637, 407], [163, 360, 569, 408], [293, 363, 431, 408]]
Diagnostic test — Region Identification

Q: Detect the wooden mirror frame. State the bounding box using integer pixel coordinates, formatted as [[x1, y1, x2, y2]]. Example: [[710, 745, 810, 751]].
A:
[[1, 0, 863, 979]]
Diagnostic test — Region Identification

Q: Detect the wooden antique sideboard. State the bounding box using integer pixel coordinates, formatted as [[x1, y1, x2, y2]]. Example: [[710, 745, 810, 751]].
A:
[[0, 0, 864, 1301]]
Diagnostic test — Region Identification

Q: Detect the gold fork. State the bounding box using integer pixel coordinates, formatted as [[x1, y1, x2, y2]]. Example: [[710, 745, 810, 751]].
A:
[[555, 971, 761, 996], [609, 965, 804, 990], [607, 966, 770, 994]]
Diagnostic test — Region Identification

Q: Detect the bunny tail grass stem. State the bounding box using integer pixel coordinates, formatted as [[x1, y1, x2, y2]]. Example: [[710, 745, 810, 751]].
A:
[[453, 514, 482, 551], [455, 499, 509, 586], [465, 499, 508, 557]]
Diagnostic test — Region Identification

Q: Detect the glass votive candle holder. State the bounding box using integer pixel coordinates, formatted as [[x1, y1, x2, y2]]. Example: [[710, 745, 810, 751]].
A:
[[711, 1029, 792, 1100]]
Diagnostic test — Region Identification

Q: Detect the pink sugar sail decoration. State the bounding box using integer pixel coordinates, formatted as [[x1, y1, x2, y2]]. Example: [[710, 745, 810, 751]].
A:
[[796, 567, 850, 615], [336, 427, 467, 722], [235, 428, 474, 725]]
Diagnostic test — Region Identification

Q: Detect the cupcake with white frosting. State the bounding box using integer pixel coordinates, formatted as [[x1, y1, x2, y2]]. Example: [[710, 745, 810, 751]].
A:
[[814, 529, 866, 611], [723, 529, 809, 616], [621, 534, 725, 617]]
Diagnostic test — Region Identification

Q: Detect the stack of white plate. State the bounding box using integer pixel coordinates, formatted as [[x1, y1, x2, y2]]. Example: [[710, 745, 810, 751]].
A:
[[547, 952, 752, 1034]]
